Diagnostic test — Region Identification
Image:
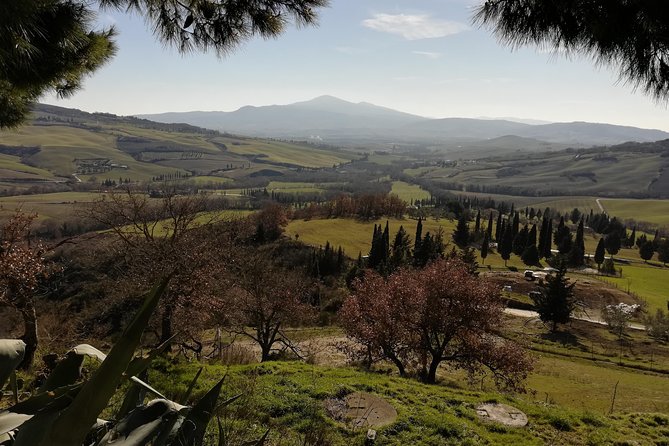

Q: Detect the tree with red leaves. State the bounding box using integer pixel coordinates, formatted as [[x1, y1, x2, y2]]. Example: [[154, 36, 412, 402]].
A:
[[0, 211, 51, 368], [340, 259, 532, 388]]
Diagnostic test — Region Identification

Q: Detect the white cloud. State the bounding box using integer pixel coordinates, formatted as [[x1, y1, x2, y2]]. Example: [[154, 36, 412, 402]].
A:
[[362, 13, 469, 40], [413, 51, 442, 59]]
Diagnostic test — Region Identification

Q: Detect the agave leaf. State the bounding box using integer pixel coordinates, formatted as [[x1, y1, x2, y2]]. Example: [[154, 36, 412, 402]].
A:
[[0, 412, 32, 436], [117, 370, 148, 421], [172, 377, 228, 446], [0, 340, 25, 390], [10, 383, 81, 415], [39, 344, 107, 393], [124, 334, 176, 379], [181, 367, 203, 404], [96, 399, 186, 446], [130, 376, 166, 400], [42, 276, 171, 446]]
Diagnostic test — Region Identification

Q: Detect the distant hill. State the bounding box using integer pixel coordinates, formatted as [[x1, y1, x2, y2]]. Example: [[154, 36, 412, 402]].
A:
[[137, 96, 669, 147]]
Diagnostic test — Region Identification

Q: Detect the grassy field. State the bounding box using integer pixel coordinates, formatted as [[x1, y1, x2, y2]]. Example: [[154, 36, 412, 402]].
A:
[[286, 217, 457, 257], [0, 191, 101, 220], [267, 181, 326, 194], [147, 357, 669, 446], [390, 181, 431, 203], [217, 137, 355, 168], [600, 199, 669, 227], [595, 264, 669, 312]]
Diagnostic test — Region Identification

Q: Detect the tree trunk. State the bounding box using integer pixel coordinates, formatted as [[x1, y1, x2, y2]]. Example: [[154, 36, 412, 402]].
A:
[[260, 343, 271, 362], [424, 358, 440, 384], [18, 302, 38, 370]]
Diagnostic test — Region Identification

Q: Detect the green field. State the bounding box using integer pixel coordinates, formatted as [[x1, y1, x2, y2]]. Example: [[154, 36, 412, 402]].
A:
[[286, 217, 457, 257], [390, 181, 431, 203], [0, 191, 101, 220], [267, 181, 326, 194], [600, 199, 669, 227], [217, 137, 355, 168], [596, 264, 669, 312]]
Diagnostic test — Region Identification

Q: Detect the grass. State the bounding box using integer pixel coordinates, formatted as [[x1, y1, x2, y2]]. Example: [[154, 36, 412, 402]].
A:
[[0, 191, 101, 220], [217, 137, 354, 168], [286, 217, 457, 257], [390, 181, 431, 203], [147, 359, 669, 446], [267, 181, 326, 194], [600, 198, 669, 227], [595, 264, 669, 312]]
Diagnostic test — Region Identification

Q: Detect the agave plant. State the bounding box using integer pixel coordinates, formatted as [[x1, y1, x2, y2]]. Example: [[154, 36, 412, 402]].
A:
[[0, 278, 267, 446]]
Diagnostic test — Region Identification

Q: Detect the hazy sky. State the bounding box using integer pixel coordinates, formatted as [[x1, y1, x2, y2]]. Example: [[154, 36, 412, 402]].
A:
[[43, 0, 669, 131]]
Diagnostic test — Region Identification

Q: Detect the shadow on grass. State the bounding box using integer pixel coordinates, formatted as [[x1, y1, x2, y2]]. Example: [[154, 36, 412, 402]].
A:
[[540, 330, 581, 347]]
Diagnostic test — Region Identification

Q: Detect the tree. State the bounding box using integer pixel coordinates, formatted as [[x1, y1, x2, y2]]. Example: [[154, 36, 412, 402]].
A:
[[658, 239, 669, 266], [499, 223, 514, 266], [452, 214, 470, 248], [225, 254, 314, 362], [628, 226, 637, 248], [531, 263, 577, 332], [87, 188, 224, 347], [481, 232, 489, 265], [340, 259, 532, 387], [1, 0, 327, 128], [605, 231, 622, 258], [521, 224, 539, 266], [602, 302, 639, 341], [639, 240, 655, 262], [568, 219, 585, 267], [475, 1, 669, 101], [391, 225, 412, 271], [486, 212, 494, 240], [594, 237, 606, 269], [0, 211, 53, 368]]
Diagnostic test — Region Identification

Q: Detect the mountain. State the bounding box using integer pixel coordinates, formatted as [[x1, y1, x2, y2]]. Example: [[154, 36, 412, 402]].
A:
[[137, 96, 669, 147], [138, 95, 427, 137]]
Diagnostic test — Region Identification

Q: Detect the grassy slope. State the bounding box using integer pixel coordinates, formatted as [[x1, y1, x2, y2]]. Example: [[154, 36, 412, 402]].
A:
[[216, 137, 355, 168], [286, 217, 456, 257], [390, 181, 431, 203], [0, 191, 101, 220], [149, 359, 669, 446], [600, 198, 669, 227]]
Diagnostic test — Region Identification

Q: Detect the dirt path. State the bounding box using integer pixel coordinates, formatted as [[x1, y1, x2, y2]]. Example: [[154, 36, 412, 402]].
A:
[[504, 308, 645, 331]]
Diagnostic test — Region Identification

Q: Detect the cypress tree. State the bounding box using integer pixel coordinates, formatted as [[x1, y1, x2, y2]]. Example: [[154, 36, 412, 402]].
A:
[[639, 240, 655, 262], [538, 217, 548, 258], [481, 232, 489, 265], [486, 212, 494, 240], [453, 214, 470, 248], [544, 219, 553, 258], [499, 225, 514, 266], [594, 238, 606, 269], [414, 217, 423, 252], [495, 212, 503, 241], [513, 225, 529, 256], [568, 219, 585, 266], [475, 210, 481, 234], [531, 262, 576, 332], [628, 226, 637, 248], [512, 212, 520, 238], [391, 225, 412, 270], [521, 224, 540, 266]]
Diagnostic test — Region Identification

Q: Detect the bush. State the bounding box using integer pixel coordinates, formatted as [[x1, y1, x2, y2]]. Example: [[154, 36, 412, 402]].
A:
[[644, 309, 669, 341]]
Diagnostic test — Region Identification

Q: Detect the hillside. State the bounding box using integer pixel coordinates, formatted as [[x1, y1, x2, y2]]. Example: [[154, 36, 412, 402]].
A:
[[0, 103, 357, 194], [138, 96, 669, 147]]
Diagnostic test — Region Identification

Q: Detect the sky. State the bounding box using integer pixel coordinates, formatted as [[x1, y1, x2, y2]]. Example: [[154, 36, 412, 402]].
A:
[[43, 0, 669, 131]]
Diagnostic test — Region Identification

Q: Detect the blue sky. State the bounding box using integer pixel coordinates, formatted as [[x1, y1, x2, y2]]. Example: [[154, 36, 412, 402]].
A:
[[44, 0, 669, 131]]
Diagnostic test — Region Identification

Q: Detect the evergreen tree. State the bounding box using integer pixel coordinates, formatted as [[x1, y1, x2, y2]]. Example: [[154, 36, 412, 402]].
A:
[[512, 225, 529, 256], [605, 231, 622, 258], [543, 219, 553, 258], [658, 239, 669, 266], [521, 224, 539, 266], [391, 225, 412, 270], [538, 217, 548, 258], [474, 210, 481, 234], [511, 212, 520, 237], [639, 240, 655, 262], [628, 226, 637, 248], [481, 232, 489, 265], [499, 224, 514, 266], [495, 212, 503, 241], [414, 217, 423, 253], [486, 212, 494, 240], [531, 262, 576, 332], [594, 238, 606, 270], [452, 214, 470, 248], [568, 218, 585, 267]]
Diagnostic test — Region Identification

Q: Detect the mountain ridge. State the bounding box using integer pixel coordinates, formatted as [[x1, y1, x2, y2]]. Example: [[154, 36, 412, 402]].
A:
[[136, 96, 669, 146]]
